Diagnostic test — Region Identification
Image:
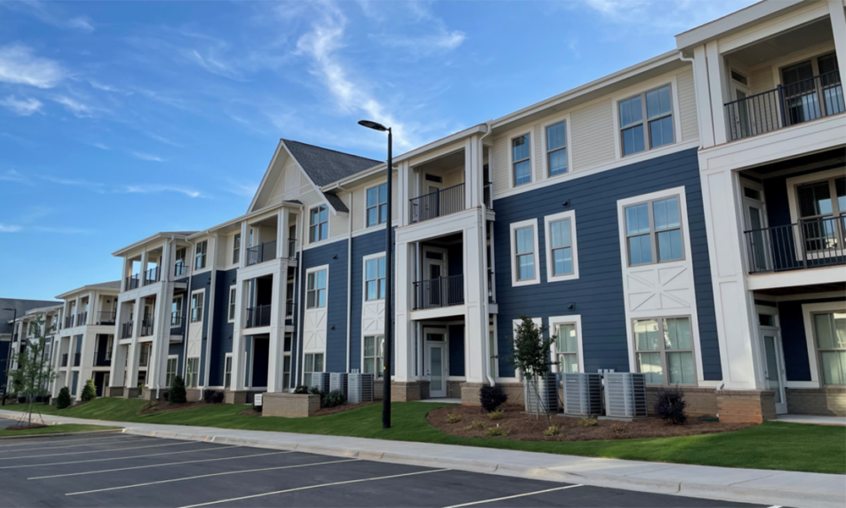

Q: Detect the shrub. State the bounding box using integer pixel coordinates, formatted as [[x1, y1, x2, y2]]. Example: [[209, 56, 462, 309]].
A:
[[202, 390, 224, 404], [168, 375, 187, 404], [323, 389, 346, 408], [465, 420, 485, 431], [485, 427, 509, 437], [487, 410, 504, 421], [293, 385, 309, 394], [611, 422, 628, 435], [446, 413, 462, 424], [543, 425, 561, 438], [655, 387, 687, 425], [579, 417, 599, 427], [158, 390, 169, 402], [479, 385, 508, 413], [56, 387, 71, 409], [309, 386, 323, 396], [81, 379, 96, 402]]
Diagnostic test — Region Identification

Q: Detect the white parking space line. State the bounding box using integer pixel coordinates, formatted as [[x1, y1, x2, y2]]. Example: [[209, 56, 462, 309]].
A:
[[1, 444, 237, 469], [178, 469, 450, 508], [0, 433, 125, 449], [29, 451, 292, 479], [67, 458, 360, 496], [0, 440, 197, 461], [443, 484, 585, 508], [0, 436, 137, 453]]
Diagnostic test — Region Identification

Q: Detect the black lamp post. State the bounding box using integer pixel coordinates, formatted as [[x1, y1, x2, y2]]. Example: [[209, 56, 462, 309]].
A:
[[358, 119, 392, 429], [1, 307, 17, 406]]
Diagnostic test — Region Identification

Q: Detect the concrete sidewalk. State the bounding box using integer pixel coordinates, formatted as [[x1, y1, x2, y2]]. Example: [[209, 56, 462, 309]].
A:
[[1, 409, 842, 508]]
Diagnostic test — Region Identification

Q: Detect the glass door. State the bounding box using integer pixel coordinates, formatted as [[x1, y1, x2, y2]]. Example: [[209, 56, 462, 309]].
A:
[[425, 330, 447, 398], [761, 330, 788, 414], [742, 183, 771, 272]]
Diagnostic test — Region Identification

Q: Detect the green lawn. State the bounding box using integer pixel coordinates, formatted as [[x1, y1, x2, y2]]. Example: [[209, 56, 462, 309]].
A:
[[3, 398, 843, 474], [0, 423, 120, 438]]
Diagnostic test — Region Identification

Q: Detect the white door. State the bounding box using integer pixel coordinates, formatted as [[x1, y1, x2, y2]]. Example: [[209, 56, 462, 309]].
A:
[[742, 183, 771, 273], [760, 328, 788, 414], [421, 248, 447, 308], [425, 330, 447, 398]]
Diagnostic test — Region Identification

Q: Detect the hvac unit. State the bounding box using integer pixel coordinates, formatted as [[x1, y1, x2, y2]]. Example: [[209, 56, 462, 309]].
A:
[[525, 372, 559, 414], [603, 372, 647, 418], [561, 373, 603, 416], [305, 372, 330, 393], [329, 372, 348, 397], [348, 373, 374, 403]]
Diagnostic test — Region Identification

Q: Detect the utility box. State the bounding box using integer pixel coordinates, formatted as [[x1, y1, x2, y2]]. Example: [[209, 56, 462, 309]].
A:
[[525, 372, 559, 414], [603, 372, 647, 418], [348, 373, 374, 403], [329, 372, 348, 397], [561, 373, 602, 416]]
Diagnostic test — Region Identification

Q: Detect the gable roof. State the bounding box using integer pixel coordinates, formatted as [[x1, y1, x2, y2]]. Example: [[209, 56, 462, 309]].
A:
[[281, 140, 381, 187]]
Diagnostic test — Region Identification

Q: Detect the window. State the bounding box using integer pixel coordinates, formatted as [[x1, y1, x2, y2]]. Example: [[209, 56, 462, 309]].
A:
[[194, 240, 207, 270], [796, 176, 846, 251], [555, 323, 579, 373], [633, 317, 695, 385], [624, 195, 683, 265], [309, 205, 328, 242], [512, 134, 531, 186], [166, 356, 177, 388], [545, 121, 567, 177], [283, 335, 292, 390], [227, 286, 237, 322], [812, 312, 846, 385], [365, 256, 386, 301], [306, 269, 327, 309], [171, 296, 182, 326], [190, 291, 204, 323], [186, 357, 199, 388], [363, 335, 384, 378], [510, 219, 539, 286], [366, 183, 388, 227], [233, 234, 241, 265], [304, 352, 324, 386], [545, 211, 578, 282], [619, 84, 674, 157], [223, 354, 232, 389]]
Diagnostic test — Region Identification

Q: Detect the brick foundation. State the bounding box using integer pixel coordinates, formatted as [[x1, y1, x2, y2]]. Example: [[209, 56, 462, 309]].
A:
[[498, 382, 525, 406], [460, 382, 483, 405], [262, 392, 320, 418], [391, 381, 421, 401], [646, 386, 718, 417], [716, 390, 776, 423], [224, 390, 251, 404], [107, 386, 124, 397], [786, 387, 846, 416]]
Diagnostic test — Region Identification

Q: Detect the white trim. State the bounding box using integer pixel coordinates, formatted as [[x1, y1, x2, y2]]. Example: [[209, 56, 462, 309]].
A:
[[509, 218, 541, 287], [223, 353, 233, 389], [611, 75, 682, 161], [508, 130, 534, 189], [785, 167, 846, 225], [540, 113, 573, 181], [543, 210, 579, 283], [189, 289, 205, 324], [549, 314, 584, 374], [362, 251, 387, 302], [305, 264, 330, 310], [801, 301, 846, 388], [364, 181, 389, 230], [227, 285, 237, 324]]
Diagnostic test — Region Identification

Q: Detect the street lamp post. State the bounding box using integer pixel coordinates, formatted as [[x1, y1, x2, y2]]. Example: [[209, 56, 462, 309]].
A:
[[1, 307, 18, 406], [358, 120, 393, 429]]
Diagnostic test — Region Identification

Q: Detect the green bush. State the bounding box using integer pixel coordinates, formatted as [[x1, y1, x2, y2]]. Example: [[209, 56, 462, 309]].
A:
[[487, 410, 504, 421], [579, 417, 599, 427], [293, 385, 309, 394], [168, 375, 187, 404], [56, 387, 71, 409], [544, 425, 561, 438], [446, 413, 462, 424], [323, 389, 346, 408], [81, 379, 96, 402]]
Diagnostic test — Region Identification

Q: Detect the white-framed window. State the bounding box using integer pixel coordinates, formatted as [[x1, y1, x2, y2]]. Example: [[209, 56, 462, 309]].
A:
[[186, 357, 199, 388], [618, 84, 674, 157], [363, 335, 384, 378], [227, 286, 237, 322], [511, 133, 532, 187], [283, 335, 292, 390], [544, 211, 579, 282], [166, 356, 178, 388], [624, 195, 684, 266], [366, 183, 388, 227], [194, 240, 208, 270], [309, 205, 328, 243], [811, 311, 845, 385], [550, 315, 583, 374], [509, 219, 540, 286], [633, 316, 696, 385], [365, 256, 386, 301], [306, 268, 327, 309], [545, 120, 568, 177], [190, 291, 204, 323], [795, 175, 845, 253], [233, 234, 241, 265], [304, 352, 324, 376], [223, 354, 233, 389]]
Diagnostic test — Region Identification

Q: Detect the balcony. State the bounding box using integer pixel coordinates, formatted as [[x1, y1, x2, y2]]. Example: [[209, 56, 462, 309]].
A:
[[76, 312, 88, 326], [120, 322, 133, 339], [285, 301, 295, 325], [412, 274, 464, 310], [745, 216, 846, 274], [139, 318, 155, 337], [73, 352, 80, 367], [246, 305, 271, 328], [725, 71, 844, 142], [64, 315, 74, 328], [247, 240, 277, 266], [139, 350, 149, 368], [61, 353, 68, 368], [126, 274, 140, 290], [96, 310, 116, 326], [170, 312, 183, 330], [409, 183, 465, 224], [173, 261, 187, 278], [144, 266, 161, 285], [288, 238, 297, 258]]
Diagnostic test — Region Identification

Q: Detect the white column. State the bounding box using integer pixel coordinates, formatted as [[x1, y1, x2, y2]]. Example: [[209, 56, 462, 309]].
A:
[[239, 222, 248, 269], [692, 45, 715, 148], [267, 265, 288, 392], [462, 216, 487, 384], [394, 240, 413, 382], [149, 285, 171, 394], [705, 41, 728, 145], [278, 209, 291, 258], [126, 298, 143, 388], [140, 250, 149, 285], [87, 292, 97, 324], [230, 278, 246, 391], [829, 0, 846, 81]]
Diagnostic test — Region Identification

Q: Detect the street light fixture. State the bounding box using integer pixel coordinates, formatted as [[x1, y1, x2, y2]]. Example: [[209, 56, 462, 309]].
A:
[[1, 307, 17, 406], [358, 119, 393, 429]]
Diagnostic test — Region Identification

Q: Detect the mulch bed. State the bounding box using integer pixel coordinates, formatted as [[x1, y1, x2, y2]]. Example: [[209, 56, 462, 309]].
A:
[[427, 404, 756, 442], [139, 401, 220, 415], [4, 423, 49, 431]]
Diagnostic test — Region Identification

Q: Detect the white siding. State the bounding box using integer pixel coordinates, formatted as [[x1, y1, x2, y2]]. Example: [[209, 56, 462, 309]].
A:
[[351, 185, 366, 233], [491, 135, 510, 197], [677, 69, 699, 142], [330, 192, 350, 238], [749, 66, 775, 96], [571, 98, 615, 170]]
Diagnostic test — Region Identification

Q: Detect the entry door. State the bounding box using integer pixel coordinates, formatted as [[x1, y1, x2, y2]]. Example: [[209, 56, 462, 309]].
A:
[[426, 331, 447, 398], [760, 329, 788, 414], [422, 249, 447, 308], [742, 184, 771, 272]]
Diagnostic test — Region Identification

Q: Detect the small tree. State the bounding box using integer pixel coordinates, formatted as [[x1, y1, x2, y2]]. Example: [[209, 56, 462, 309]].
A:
[[56, 387, 72, 409], [81, 379, 97, 402], [503, 316, 556, 417], [168, 375, 187, 404], [10, 319, 57, 426]]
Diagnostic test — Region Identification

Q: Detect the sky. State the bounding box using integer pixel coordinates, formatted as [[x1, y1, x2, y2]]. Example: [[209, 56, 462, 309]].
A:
[[0, 0, 758, 300]]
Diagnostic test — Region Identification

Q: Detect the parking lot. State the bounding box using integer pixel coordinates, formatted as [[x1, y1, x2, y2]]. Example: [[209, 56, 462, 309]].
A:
[[0, 419, 765, 508]]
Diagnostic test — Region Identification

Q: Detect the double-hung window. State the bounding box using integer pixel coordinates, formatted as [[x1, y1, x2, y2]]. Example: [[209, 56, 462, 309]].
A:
[[796, 176, 846, 252], [546, 121, 567, 176], [512, 134, 531, 186], [233, 234, 241, 265], [511, 220, 539, 285], [166, 357, 177, 388], [227, 286, 237, 322], [190, 292, 204, 323], [186, 357, 199, 388], [365, 257, 386, 301], [619, 85, 674, 157], [194, 241, 207, 270], [283, 335, 292, 390], [555, 323, 579, 373], [545, 211, 578, 281], [634, 317, 695, 385], [223, 354, 232, 389], [812, 311, 846, 385], [304, 353, 324, 386], [363, 335, 384, 378], [366, 183, 388, 227], [309, 206, 328, 242], [624, 195, 683, 265], [306, 269, 327, 309]]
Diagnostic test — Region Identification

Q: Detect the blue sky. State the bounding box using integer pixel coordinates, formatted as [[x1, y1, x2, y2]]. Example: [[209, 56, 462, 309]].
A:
[[0, 0, 756, 299]]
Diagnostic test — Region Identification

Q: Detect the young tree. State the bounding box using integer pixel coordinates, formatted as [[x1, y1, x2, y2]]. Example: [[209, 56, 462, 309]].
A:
[[168, 375, 187, 404], [81, 378, 97, 402], [10, 318, 57, 427], [504, 316, 557, 417], [56, 387, 71, 410]]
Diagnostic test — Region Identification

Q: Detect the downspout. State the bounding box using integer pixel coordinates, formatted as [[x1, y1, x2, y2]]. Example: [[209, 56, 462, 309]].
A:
[[183, 239, 195, 385], [478, 121, 496, 388], [201, 233, 218, 401], [345, 189, 353, 373], [294, 208, 306, 386]]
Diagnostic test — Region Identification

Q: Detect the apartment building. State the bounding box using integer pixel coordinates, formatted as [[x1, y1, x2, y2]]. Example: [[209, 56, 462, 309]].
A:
[[3, 300, 62, 398]]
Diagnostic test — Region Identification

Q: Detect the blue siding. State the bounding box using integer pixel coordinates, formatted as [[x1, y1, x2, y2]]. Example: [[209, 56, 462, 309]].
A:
[[349, 229, 388, 374], [190, 271, 212, 385], [777, 297, 845, 382], [449, 325, 465, 376], [209, 268, 237, 386], [493, 148, 722, 380]]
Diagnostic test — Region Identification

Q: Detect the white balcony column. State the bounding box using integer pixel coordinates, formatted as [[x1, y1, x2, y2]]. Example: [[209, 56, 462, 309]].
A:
[[140, 250, 149, 285], [109, 340, 127, 391], [692, 44, 716, 148], [397, 161, 409, 226], [239, 221, 248, 269], [80, 330, 96, 379], [126, 297, 144, 388], [267, 269, 288, 392], [278, 208, 291, 258], [161, 241, 172, 283], [394, 239, 413, 382], [149, 286, 171, 395], [829, 0, 846, 80], [87, 291, 97, 323], [230, 279, 246, 391], [464, 136, 483, 210], [705, 41, 728, 145], [463, 219, 487, 385]]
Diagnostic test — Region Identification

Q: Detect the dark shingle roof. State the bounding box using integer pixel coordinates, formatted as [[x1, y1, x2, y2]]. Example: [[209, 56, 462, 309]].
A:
[[282, 140, 381, 187], [324, 193, 349, 214], [0, 298, 62, 333]]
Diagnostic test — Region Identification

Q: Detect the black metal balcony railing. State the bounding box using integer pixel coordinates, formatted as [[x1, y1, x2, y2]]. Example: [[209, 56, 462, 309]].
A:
[[73, 352, 80, 367], [409, 183, 465, 224], [170, 312, 183, 328], [96, 310, 116, 326], [745, 216, 846, 274], [61, 353, 68, 367], [247, 240, 277, 266], [285, 301, 295, 325], [144, 266, 161, 285], [174, 261, 187, 278], [126, 274, 140, 290], [64, 315, 74, 328], [140, 319, 155, 337], [246, 305, 271, 328], [725, 71, 844, 141], [288, 238, 297, 258], [412, 274, 465, 310], [76, 312, 88, 326], [139, 350, 149, 367], [120, 322, 133, 339], [487, 270, 495, 303]]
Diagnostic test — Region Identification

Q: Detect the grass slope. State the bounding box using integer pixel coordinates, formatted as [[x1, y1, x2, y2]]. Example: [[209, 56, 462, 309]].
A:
[[6, 398, 844, 474], [0, 424, 119, 437]]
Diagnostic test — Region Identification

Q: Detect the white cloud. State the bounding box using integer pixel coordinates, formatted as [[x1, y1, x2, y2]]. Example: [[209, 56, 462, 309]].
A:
[[576, 0, 758, 33], [0, 44, 65, 88], [53, 95, 93, 117], [130, 151, 164, 163], [92, 142, 109, 150], [38, 174, 106, 193], [68, 17, 95, 32], [123, 184, 205, 198], [0, 169, 32, 184], [223, 179, 259, 198], [372, 29, 465, 56], [0, 224, 22, 233], [0, 95, 43, 116]]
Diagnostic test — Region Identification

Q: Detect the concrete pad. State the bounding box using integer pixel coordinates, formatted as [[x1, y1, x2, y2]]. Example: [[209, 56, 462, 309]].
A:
[[777, 414, 846, 426]]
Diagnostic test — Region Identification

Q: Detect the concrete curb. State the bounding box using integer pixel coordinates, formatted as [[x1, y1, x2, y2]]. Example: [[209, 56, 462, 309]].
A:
[[0, 428, 124, 440]]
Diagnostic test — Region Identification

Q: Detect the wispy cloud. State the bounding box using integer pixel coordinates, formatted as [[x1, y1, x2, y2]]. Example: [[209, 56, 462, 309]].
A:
[[0, 95, 44, 116], [144, 132, 182, 147], [223, 179, 258, 198], [0, 224, 22, 233], [575, 0, 758, 33], [368, 2, 466, 57], [130, 151, 164, 162], [92, 142, 109, 150], [68, 17, 95, 32], [0, 169, 32, 184], [0, 1, 96, 32], [53, 95, 93, 117], [123, 184, 205, 198], [0, 44, 65, 88], [38, 174, 107, 193]]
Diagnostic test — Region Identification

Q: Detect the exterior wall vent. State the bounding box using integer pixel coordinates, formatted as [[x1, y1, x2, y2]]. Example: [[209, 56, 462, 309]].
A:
[[561, 373, 603, 416], [525, 372, 559, 414], [329, 372, 348, 397], [348, 373, 374, 403], [603, 372, 648, 418]]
